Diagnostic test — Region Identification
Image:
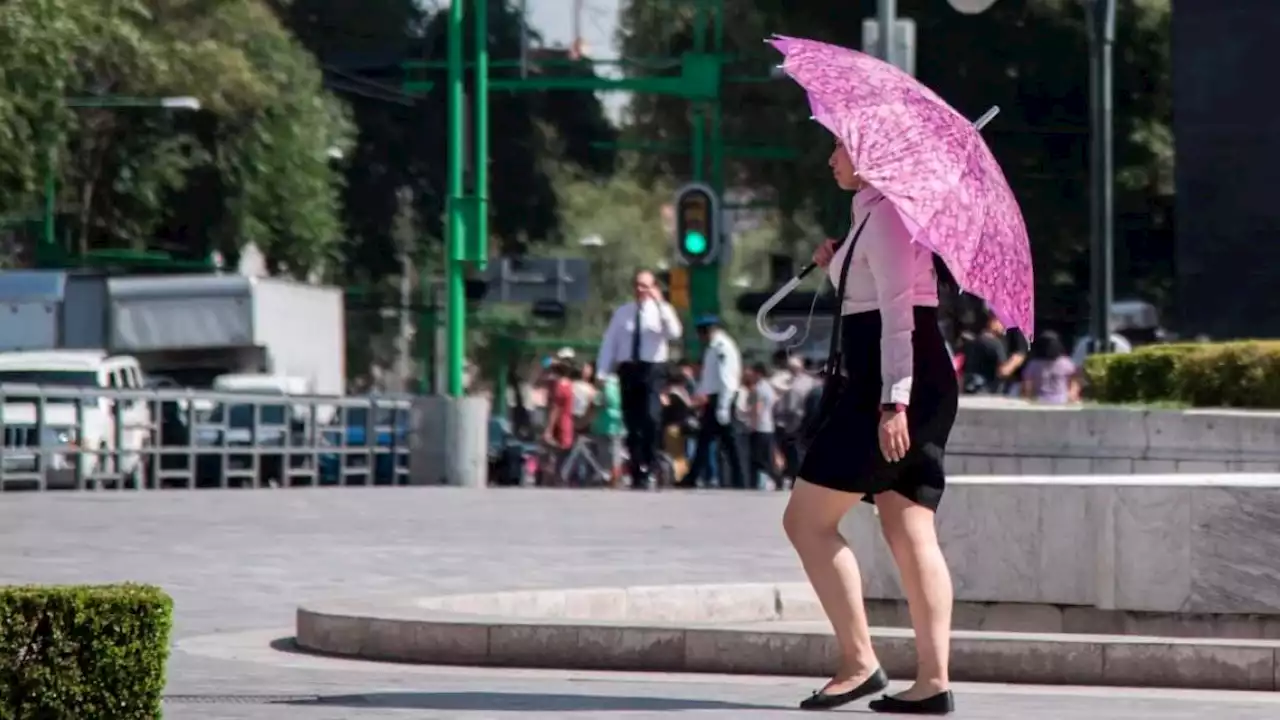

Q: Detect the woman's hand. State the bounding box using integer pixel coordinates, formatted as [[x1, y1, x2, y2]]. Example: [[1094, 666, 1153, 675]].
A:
[[812, 238, 837, 268], [878, 408, 910, 463]]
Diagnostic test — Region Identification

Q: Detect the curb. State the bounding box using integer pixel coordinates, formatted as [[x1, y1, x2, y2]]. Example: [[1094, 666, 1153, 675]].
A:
[[295, 584, 1280, 692]]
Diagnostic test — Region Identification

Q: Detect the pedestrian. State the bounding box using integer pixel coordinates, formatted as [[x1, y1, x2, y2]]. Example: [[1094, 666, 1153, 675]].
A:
[[658, 367, 695, 481], [677, 316, 747, 489], [590, 371, 625, 487], [783, 138, 959, 713], [595, 269, 683, 489], [775, 355, 816, 486], [1021, 330, 1081, 404], [538, 355, 577, 486], [743, 362, 782, 490], [959, 310, 1027, 395], [570, 357, 599, 433]]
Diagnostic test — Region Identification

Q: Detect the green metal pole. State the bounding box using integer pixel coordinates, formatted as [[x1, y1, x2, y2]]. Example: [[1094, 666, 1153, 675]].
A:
[[474, 0, 489, 271], [445, 0, 468, 397], [693, 0, 707, 52], [712, 0, 726, 194], [686, 0, 722, 341], [690, 110, 705, 182]]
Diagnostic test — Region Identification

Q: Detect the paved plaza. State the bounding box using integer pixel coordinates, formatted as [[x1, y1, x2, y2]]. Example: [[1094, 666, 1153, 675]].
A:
[[3, 487, 1280, 718]]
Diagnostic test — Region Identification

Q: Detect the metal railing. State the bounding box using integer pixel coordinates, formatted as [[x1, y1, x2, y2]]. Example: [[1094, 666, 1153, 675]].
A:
[[0, 384, 413, 491]]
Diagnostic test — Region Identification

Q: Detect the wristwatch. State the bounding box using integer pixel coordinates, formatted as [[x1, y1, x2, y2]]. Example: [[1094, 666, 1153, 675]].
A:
[[880, 403, 906, 414]]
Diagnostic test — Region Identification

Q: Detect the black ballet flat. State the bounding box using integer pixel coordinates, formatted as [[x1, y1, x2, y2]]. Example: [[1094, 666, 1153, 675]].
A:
[[868, 690, 955, 715], [798, 667, 889, 711]]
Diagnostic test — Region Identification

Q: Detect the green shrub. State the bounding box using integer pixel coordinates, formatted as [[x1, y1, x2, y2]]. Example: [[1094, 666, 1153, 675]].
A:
[[1084, 341, 1280, 408], [0, 584, 172, 720]]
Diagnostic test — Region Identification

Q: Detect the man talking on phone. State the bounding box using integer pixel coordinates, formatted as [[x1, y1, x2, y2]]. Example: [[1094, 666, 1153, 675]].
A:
[[596, 269, 683, 489]]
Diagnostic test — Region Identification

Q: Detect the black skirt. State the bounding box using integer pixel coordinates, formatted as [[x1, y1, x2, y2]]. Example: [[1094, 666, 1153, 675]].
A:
[[797, 306, 959, 511]]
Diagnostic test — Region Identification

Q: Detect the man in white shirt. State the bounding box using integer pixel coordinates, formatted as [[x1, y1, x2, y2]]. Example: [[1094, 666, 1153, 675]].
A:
[[595, 269, 683, 488], [677, 316, 747, 489]]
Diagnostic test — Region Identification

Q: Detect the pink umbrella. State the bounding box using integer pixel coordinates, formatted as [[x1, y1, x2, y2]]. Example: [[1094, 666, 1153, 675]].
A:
[[768, 34, 1034, 335]]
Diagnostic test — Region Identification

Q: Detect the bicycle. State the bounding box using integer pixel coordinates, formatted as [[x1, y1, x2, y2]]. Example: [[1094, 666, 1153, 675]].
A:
[[557, 435, 612, 487]]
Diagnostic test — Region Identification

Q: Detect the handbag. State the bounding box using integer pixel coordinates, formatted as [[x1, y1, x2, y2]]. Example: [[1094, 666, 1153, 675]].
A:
[[796, 208, 874, 454]]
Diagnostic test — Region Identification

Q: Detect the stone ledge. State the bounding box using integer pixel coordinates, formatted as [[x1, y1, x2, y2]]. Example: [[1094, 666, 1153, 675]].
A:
[[947, 402, 1280, 473], [295, 584, 1280, 691]]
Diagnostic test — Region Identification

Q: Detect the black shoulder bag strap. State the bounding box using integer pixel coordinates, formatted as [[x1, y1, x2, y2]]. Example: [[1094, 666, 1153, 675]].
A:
[[823, 209, 874, 378]]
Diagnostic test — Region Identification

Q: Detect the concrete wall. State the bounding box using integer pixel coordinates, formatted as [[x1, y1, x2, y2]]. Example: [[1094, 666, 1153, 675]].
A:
[[841, 475, 1280, 616], [410, 395, 489, 487], [408, 396, 1280, 484], [949, 399, 1280, 474]]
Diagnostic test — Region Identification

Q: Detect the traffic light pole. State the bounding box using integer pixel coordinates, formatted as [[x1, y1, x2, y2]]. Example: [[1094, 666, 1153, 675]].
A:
[[687, 0, 724, 354], [445, 0, 468, 397], [439, 0, 491, 397], [1086, 0, 1115, 355], [421, 0, 747, 378]]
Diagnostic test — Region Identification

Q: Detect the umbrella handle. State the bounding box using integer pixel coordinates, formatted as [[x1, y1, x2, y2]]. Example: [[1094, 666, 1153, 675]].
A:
[[755, 264, 818, 342], [755, 105, 1002, 344]]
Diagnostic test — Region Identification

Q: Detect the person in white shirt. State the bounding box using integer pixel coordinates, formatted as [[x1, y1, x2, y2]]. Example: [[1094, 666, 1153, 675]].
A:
[[676, 315, 747, 489], [782, 139, 960, 714], [743, 361, 782, 490], [595, 269, 683, 488]]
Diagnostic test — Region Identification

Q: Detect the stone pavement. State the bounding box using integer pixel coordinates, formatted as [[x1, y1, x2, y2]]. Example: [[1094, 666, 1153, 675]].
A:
[[3, 487, 1279, 718]]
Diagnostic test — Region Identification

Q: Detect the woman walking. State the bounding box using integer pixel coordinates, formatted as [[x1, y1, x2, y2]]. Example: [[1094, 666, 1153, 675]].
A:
[[782, 137, 959, 714]]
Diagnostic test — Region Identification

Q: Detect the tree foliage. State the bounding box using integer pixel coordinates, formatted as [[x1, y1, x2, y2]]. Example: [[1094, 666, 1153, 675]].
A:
[[0, 0, 353, 276], [618, 0, 1174, 328]]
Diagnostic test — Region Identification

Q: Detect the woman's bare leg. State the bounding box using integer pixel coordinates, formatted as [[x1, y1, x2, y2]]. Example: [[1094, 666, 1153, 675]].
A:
[[783, 479, 879, 690], [875, 490, 953, 699]]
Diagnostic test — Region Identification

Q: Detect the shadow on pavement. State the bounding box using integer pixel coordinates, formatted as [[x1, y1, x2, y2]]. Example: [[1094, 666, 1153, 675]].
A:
[[288, 691, 785, 712], [267, 637, 804, 712]]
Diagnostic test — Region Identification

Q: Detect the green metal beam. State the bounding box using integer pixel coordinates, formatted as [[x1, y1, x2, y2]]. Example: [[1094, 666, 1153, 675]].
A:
[[402, 81, 435, 94], [590, 140, 797, 160], [405, 74, 774, 96], [404, 57, 688, 71], [487, 75, 714, 99]]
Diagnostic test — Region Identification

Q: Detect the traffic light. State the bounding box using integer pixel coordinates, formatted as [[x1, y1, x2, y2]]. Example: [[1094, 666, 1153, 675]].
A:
[[674, 182, 721, 266]]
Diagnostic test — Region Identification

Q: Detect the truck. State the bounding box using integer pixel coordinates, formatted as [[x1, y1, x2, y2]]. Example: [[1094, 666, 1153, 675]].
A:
[[0, 270, 345, 394]]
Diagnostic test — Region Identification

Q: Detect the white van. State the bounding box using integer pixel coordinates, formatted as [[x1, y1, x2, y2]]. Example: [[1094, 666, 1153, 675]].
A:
[[0, 351, 151, 487]]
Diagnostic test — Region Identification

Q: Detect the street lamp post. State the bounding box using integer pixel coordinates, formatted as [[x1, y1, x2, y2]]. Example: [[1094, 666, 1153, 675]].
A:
[[877, 0, 897, 66], [42, 95, 202, 263], [948, 0, 1116, 352], [1084, 0, 1116, 355]]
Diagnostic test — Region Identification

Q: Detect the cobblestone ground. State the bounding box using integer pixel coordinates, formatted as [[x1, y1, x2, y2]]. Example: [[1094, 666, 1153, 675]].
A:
[[3, 487, 1279, 719]]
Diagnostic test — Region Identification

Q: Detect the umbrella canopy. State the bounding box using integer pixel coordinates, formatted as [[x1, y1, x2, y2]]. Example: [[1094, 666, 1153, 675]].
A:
[[769, 34, 1034, 334]]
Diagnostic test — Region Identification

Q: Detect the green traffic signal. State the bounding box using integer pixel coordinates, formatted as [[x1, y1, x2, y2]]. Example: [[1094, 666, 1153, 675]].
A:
[[683, 231, 708, 255], [673, 182, 720, 266]]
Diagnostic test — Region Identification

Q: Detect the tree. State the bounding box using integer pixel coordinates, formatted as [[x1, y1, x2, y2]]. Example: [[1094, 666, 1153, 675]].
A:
[[0, 0, 353, 276], [618, 0, 1174, 330], [541, 160, 673, 335]]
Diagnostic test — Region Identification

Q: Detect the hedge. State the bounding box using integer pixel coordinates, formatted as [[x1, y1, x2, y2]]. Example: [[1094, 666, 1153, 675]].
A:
[[1084, 341, 1280, 408], [0, 584, 172, 720]]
